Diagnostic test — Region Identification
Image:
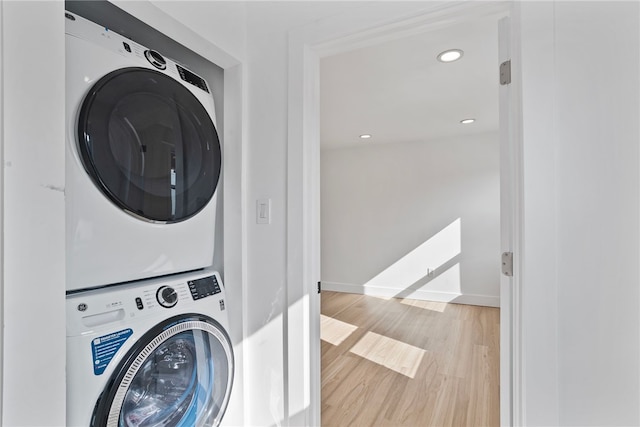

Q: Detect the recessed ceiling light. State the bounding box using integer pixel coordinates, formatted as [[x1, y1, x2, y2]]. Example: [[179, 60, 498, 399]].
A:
[[360, 134, 372, 139], [460, 118, 475, 124], [437, 49, 464, 63]]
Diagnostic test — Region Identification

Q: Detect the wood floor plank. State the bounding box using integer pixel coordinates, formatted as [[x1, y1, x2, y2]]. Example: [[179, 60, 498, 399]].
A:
[[321, 291, 500, 426], [322, 291, 365, 318]]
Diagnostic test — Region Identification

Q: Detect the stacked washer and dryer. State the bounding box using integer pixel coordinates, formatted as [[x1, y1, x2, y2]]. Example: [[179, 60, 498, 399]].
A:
[[65, 11, 233, 427]]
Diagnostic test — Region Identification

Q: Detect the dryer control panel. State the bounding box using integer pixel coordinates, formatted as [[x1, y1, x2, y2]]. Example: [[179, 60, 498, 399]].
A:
[[65, 11, 211, 95]]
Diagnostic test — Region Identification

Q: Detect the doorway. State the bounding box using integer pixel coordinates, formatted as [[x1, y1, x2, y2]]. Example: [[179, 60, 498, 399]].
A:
[[318, 11, 504, 426]]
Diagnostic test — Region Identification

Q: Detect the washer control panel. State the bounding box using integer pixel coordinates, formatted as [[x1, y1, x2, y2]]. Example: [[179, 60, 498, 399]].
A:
[[66, 270, 226, 335]]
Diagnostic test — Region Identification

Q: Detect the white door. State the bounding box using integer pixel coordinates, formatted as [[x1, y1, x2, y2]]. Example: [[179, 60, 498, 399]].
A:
[[499, 15, 520, 426]]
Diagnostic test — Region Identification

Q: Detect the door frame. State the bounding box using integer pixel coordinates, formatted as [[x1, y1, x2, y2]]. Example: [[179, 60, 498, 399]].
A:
[[286, 1, 523, 425]]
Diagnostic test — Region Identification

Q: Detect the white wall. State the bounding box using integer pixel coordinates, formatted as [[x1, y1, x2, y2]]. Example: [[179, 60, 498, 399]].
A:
[[554, 2, 639, 425], [518, 1, 640, 425], [1, 2, 66, 425], [321, 133, 500, 306]]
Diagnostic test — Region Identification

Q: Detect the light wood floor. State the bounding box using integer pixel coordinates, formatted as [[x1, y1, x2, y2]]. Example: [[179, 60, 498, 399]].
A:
[[321, 291, 499, 427]]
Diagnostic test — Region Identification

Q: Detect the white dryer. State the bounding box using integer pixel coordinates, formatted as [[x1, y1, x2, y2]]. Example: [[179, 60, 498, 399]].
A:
[[66, 269, 234, 427], [65, 11, 222, 291]]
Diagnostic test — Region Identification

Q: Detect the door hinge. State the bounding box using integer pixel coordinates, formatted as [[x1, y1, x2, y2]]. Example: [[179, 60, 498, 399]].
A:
[[501, 252, 514, 277], [317, 281, 322, 294], [500, 60, 511, 85]]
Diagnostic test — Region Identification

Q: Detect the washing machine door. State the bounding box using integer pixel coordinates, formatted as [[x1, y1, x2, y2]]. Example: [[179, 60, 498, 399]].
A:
[[77, 67, 221, 223], [92, 314, 233, 427]]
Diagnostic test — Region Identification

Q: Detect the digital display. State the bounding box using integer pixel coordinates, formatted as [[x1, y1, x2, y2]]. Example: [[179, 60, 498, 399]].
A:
[[176, 64, 209, 93], [188, 275, 221, 300]]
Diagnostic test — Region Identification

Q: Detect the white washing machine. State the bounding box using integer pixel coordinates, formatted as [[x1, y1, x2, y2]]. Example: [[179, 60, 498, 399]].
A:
[[65, 11, 222, 292], [66, 269, 234, 426]]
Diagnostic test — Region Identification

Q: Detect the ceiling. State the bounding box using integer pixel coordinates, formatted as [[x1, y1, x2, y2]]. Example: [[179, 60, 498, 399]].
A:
[[320, 14, 501, 150]]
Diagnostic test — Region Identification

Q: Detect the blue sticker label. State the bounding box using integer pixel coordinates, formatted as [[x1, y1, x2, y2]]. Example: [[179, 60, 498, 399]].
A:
[[91, 329, 133, 376]]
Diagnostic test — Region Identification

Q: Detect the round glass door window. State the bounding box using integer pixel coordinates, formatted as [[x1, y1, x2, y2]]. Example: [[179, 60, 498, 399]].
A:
[[92, 315, 233, 427], [77, 67, 221, 223]]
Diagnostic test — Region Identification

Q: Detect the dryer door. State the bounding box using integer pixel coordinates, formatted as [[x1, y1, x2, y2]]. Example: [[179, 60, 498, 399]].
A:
[[77, 67, 221, 223], [92, 314, 233, 427]]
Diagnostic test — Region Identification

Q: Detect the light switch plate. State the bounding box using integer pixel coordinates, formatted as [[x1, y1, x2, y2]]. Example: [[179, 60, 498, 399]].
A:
[[256, 199, 271, 224]]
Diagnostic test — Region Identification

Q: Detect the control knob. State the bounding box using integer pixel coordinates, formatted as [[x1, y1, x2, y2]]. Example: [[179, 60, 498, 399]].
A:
[[156, 285, 178, 308], [144, 49, 167, 70]]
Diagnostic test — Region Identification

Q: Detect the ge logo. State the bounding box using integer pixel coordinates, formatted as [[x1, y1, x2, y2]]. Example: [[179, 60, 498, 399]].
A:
[[78, 303, 88, 312]]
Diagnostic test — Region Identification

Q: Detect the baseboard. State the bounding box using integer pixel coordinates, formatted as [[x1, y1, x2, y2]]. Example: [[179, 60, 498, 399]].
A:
[[322, 281, 500, 308]]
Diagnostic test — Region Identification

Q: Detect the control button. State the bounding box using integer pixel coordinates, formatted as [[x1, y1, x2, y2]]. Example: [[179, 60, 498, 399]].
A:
[[144, 49, 167, 70], [135, 297, 144, 310], [156, 286, 178, 308], [123, 42, 131, 53]]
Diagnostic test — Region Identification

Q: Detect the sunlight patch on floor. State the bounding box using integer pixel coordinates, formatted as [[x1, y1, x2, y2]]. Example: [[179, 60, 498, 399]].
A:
[[349, 331, 425, 378], [321, 314, 358, 346]]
